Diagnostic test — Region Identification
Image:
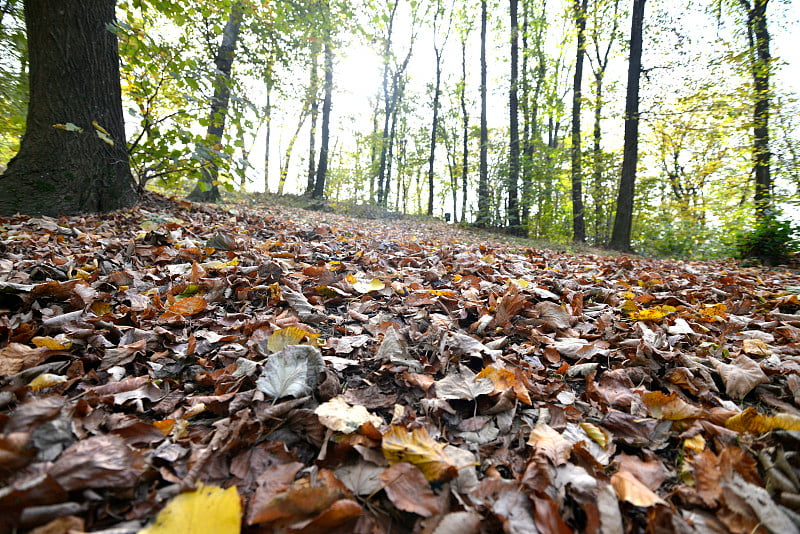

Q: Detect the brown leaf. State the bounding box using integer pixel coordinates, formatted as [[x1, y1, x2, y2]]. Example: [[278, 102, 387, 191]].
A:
[[709, 355, 769, 400], [49, 434, 141, 491], [0, 343, 49, 375], [611, 471, 665, 507], [379, 462, 442, 517]]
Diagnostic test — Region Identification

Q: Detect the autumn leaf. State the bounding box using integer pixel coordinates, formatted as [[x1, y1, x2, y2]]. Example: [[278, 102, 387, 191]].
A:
[[709, 355, 768, 400], [527, 424, 571, 466], [611, 471, 665, 507], [435, 365, 494, 401], [162, 295, 207, 317], [256, 345, 325, 399], [31, 335, 73, 350], [641, 391, 706, 420], [629, 305, 676, 321], [382, 425, 458, 483], [29, 373, 68, 391], [475, 365, 532, 405], [379, 462, 442, 517], [315, 396, 383, 434], [266, 326, 320, 353], [742, 338, 771, 357], [137, 483, 241, 534], [725, 407, 800, 434]]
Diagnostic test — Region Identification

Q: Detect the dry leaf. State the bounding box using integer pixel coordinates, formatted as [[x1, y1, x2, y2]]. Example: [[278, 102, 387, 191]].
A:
[[611, 471, 665, 507], [709, 355, 768, 400], [527, 424, 571, 465], [137, 483, 241, 534], [379, 462, 441, 517], [725, 406, 800, 434], [382, 425, 458, 483], [315, 396, 383, 434]]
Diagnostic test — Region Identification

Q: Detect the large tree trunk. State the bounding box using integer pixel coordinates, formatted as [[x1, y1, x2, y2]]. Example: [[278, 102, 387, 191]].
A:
[[742, 0, 771, 218], [507, 0, 521, 231], [476, 0, 490, 226], [609, 0, 645, 252], [0, 0, 137, 216], [312, 38, 333, 199], [570, 0, 588, 243], [187, 1, 244, 202]]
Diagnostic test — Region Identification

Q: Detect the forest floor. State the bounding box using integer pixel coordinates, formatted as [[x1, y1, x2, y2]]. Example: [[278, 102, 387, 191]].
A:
[[3, 192, 800, 533]]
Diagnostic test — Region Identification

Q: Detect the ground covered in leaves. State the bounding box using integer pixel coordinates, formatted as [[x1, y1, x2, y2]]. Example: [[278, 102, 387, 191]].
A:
[[4, 194, 800, 534]]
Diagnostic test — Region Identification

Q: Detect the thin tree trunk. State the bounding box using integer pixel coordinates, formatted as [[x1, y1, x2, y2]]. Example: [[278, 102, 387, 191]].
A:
[[312, 38, 333, 199], [0, 0, 137, 216], [570, 0, 588, 243], [264, 79, 271, 192], [477, 0, 490, 226], [609, 0, 645, 252], [508, 0, 521, 231], [427, 52, 443, 217], [460, 35, 469, 224], [306, 43, 320, 195], [187, 1, 244, 202], [278, 102, 309, 195]]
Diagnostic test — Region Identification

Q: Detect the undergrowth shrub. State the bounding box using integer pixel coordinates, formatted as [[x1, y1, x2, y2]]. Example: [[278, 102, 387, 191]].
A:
[[735, 210, 799, 265]]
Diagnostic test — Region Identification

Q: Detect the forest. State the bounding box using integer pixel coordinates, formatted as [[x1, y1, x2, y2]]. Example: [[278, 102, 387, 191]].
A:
[[6, 1, 800, 533], [0, 0, 798, 257]]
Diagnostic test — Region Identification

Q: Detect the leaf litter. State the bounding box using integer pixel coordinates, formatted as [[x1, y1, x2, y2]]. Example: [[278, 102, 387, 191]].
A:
[[3, 193, 800, 532]]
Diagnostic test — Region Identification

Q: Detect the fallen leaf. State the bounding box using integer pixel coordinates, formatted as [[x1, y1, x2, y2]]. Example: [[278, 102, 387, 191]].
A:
[[382, 425, 458, 483], [641, 391, 705, 420], [266, 326, 319, 353], [709, 355, 768, 400], [725, 406, 800, 433], [379, 462, 441, 517], [256, 345, 325, 399], [527, 424, 571, 466], [611, 471, 665, 507], [435, 365, 494, 401], [137, 483, 241, 534], [315, 396, 383, 433]]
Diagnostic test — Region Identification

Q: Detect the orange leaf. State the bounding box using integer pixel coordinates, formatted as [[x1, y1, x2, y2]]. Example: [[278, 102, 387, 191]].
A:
[[725, 407, 800, 434], [382, 425, 457, 483], [164, 295, 207, 317], [641, 391, 705, 420], [611, 471, 665, 507]]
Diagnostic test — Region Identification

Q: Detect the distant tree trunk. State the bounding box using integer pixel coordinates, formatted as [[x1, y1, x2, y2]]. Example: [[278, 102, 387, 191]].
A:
[[306, 43, 321, 195], [426, 50, 443, 217], [609, 0, 645, 252], [507, 0, 521, 231], [264, 77, 272, 192], [460, 35, 469, 224], [187, 1, 244, 202], [383, 77, 405, 206], [312, 38, 333, 199], [741, 0, 771, 218], [570, 0, 588, 243], [476, 0, 490, 226], [278, 102, 309, 195], [0, 0, 137, 216]]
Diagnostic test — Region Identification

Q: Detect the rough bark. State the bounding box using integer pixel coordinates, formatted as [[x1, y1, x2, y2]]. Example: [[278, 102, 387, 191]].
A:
[[460, 36, 469, 224], [306, 43, 320, 195], [0, 0, 137, 216], [609, 0, 645, 252], [570, 0, 588, 243], [187, 1, 244, 202]]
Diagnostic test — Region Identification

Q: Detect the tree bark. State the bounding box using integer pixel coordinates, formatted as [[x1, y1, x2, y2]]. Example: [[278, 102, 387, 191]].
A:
[[306, 43, 320, 195], [312, 38, 333, 199], [187, 1, 244, 202], [570, 0, 588, 243], [427, 51, 443, 217], [507, 0, 521, 231], [609, 0, 645, 252], [0, 0, 137, 216], [742, 0, 771, 218], [460, 35, 469, 224], [476, 0, 490, 226]]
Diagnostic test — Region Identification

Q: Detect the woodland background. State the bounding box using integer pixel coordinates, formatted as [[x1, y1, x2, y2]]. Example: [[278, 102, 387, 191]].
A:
[[0, 0, 799, 257]]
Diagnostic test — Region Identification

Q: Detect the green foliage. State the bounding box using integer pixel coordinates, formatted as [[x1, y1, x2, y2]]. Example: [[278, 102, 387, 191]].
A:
[[735, 210, 799, 265], [0, 0, 27, 163]]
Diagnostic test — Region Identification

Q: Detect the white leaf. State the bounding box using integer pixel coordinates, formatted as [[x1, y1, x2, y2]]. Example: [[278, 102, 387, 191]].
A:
[[376, 326, 421, 371], [315, 396, 383, 433], [709, 354, 768, 400], [256, 345, 324, 399], [435, 365, 494, 400]]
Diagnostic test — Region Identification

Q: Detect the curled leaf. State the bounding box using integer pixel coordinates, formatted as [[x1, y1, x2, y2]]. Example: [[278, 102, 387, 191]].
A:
[[382, 425, 457, 483]]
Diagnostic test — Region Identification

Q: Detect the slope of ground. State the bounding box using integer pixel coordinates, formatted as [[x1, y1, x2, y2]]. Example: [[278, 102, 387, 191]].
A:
[[2, 194, 800, 533]]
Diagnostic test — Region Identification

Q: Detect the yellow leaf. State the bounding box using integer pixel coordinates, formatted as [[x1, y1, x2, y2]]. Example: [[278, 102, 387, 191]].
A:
[[630, 305, 676, 321], [315, 396, 383, 433], [742, 338, 771, 357], [580, 422, 610, 448], [698, 303, 727, 322], [29, 373, 67, 391], [382, 425, 457, 483], [200, 257, 239, 269], [611, 471, 665, 507], [52, 122, 83, 132], [352, 278, 385, 294], [31, 335, 73, 350], [725, 407, 800, 434], [507, 278, 530, 288], [620, 299, 639, 316], [267, 327, 319, 353], [91, 120, 110, 135], [137, 483, 241, 534], [683, 434, 706, 453]]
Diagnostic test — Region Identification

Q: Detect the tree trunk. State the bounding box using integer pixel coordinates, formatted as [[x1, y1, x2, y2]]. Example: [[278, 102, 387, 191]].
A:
[[460, 35, 469, 224], [312, 38, 333, 199], [264, 77, 272, 192], [187, 1, 244, 202], [507, 0, 521, 232], [609, 0, 645, 252], [570, 0, 588, 243], [278, 102, 309, 195], [0, 0, 137, 216], [476, 0, 490, 226], [427, 52, 443, 217], [306, 43, 320, 195], [743, 0, 771, 218]]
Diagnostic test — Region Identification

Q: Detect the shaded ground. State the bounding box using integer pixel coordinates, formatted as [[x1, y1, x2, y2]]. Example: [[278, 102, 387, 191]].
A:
[[3, 193, 800, 533]]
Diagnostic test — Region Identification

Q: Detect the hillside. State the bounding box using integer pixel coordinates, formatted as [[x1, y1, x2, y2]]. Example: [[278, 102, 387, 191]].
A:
[[2, 194, 800, 533]]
